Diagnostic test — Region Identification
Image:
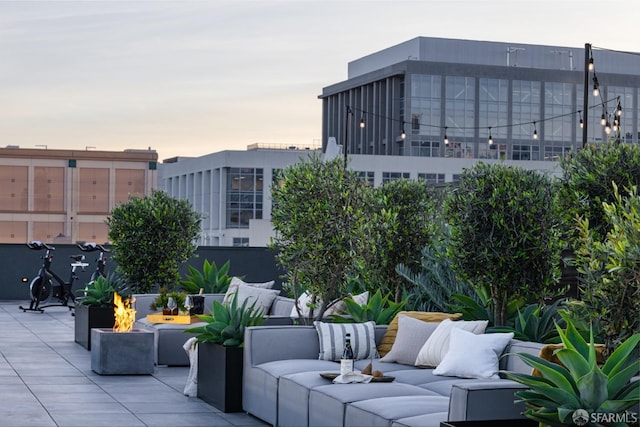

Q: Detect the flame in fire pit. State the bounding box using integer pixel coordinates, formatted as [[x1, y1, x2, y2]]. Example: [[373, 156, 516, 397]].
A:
[[113, 292, 136, 332]]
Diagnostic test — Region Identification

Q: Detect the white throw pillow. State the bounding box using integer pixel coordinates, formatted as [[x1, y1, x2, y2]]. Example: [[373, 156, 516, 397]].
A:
[[433, 328, 514, 379], [415, 318, 488, 367], [379, 315, 439, 365], [223, 277, 275, 305], [224, 282, 280, 315], [314, 321, 378, 361]]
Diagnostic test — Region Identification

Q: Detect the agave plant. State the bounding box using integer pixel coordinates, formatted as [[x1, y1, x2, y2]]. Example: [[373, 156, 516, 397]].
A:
[[330, 290, 404, 325], [179, 259, 233, 294], [488, 299, 566, 344], [185, 291, 264, 346], [76, 272, 129, 307], [504, 320, 640, 427]]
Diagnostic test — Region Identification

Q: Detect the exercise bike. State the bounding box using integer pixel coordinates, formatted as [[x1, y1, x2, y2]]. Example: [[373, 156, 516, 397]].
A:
[[78, 242, 110, 283], [19, 241, 90, 313]]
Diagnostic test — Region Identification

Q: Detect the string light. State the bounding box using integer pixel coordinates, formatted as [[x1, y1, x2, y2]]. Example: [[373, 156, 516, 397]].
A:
[[578, 111, 584, 128], [588, 56, 594, 71], [443, 127, 449, 145], [592, 76, 600, 97], [532, 122, 538, 140], [400, 124, 406, 139], [604, 120, 612, 134], [359, 117, 365, 128], [488, 127, 493, 145], [616, 101, 623, 117], [600, 112, 607, 126]]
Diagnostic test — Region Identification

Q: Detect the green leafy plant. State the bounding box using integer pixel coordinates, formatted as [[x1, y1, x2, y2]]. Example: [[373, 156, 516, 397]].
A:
[[448, 283, 524, 327], [76, 272, 129, 308], [504, 320, 640, 427], [575, 183, 640, 350], [330, 290, 405, 325], [180, 259, 233, 294], [397, 244, 477, 313], [444, 163, 564, 326], [270, 154, 376, 320], [370, 179, 436, 302], [488, 300, 566, 343], [150, 289, 187, 312], [185, 292, 264, 346], [107, 189, 201, 294]]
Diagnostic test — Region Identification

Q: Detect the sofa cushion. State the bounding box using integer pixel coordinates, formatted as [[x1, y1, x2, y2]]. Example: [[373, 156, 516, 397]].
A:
[[380, 315, 439, 365], [224, 282, 280, 315], [223, 277, 275, 304], [415, 319, 488, 367], [433, 329, 514, 379], [315, 321, 378, 361], [378, 311, 462, 357]]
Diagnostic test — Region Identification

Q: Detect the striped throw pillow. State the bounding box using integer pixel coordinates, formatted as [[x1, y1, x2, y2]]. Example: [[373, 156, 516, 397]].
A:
[[314, 321, 378, 361]]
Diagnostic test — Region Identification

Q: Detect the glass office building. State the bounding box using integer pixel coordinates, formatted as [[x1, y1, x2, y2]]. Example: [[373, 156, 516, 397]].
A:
[[320, 37, 640, 162]]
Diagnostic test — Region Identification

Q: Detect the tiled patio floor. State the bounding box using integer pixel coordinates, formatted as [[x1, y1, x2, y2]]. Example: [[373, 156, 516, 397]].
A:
[[0, 301, 269, 427]]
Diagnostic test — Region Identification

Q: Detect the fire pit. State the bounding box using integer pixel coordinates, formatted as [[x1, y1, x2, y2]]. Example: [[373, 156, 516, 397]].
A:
[[91, 293, 154, 375]]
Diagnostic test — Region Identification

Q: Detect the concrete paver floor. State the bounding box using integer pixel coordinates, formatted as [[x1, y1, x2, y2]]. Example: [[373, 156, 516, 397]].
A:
[[0, 301, 269, 427]]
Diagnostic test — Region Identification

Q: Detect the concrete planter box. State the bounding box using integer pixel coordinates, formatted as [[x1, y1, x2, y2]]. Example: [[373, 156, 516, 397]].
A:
[[74, 305, 114, 350], [197, 342, 243, 412], [91, 328, 154, 375]]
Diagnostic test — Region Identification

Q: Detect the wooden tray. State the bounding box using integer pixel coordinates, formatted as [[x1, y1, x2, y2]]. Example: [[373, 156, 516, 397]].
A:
[[146, 312, 201, 324], [320, 372, 395, 382]]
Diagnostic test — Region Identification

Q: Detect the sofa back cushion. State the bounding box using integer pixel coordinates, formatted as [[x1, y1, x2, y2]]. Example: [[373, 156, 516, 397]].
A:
[[314, 321, 378, 361], [415, 319, 489, 367], [379, 315, 440, 365], [378, 311, 462, 357]]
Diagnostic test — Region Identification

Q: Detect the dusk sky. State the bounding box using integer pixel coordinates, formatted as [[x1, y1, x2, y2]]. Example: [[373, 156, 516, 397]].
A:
[[2, 0, 638, 162]]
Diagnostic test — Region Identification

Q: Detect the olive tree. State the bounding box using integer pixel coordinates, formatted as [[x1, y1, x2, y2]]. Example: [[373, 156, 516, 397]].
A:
[[444, 163, 564, 326], [575, 183, 640, 349], [371, 179, 436, 302], [269, 155, 375, 319], [107, 189, 201, 294]]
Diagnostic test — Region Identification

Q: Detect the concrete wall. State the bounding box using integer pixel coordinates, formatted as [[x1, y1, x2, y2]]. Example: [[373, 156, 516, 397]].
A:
[[1, 243, 284, 301]]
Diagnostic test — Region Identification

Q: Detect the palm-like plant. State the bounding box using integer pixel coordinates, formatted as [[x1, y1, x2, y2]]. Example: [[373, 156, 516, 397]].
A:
[[185, 292, 264, 347], [330, 290, 404, 325], [76, 272, 129, 307], [504, 320, 640, 426], [179, 259, 233, 294], [488, 300, 566, 344]]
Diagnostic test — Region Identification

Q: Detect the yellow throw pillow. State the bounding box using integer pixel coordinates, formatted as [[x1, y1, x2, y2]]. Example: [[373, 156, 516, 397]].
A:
[[377, 311, 462, 357]]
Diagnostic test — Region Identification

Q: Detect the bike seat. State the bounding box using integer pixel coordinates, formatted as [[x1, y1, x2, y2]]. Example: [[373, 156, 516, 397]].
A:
[[78, 242, 109, 252], [26, 241, 54, 251], [70, 255, 85, 262]]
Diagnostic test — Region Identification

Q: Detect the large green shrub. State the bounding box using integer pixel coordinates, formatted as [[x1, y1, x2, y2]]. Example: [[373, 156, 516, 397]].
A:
[[558, 142, 640, 246], [575, 183, 640, 350], [371, 179, 436, 302], [107, 190, 201, 294], [444, 163, 564, 326], [270, 155, 375, 319]]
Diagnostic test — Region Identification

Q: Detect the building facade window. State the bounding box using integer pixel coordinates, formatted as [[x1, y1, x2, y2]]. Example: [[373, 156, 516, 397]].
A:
[[382, 172, 410, 183], [479, 78, 508, 139], [410, 140, 441, 157], [512, 80, 541, 140], [512, 144, 540, 161], [226, 167, 263, 228], [418, 173, 445, 184], [233, 237, 250, 247], [356, 171, 375, 186], [410, 74, 441, 137], [544, 82, 573, 143], [445, 76, 475, 139]]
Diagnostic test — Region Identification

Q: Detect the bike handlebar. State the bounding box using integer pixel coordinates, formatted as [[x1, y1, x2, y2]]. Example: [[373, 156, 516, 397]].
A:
[[26, 241, 54, 251], [78, 242, 109, 252]]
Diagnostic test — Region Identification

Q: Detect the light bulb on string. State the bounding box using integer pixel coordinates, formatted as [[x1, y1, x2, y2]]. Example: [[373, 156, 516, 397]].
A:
[[588, 57, 594, 71], [600, 112, 607, 126], [578, 111, 584, 129], [532, 122, 538, 140], [488, 128, 493, 145], [359, 117, 365, 128], [605, 121, 612, 135], [443, 127, 449, 145]]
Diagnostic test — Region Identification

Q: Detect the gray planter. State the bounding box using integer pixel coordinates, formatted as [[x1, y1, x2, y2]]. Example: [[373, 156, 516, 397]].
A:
[[197, 342, 243, 412], [74, 305, 115, 350], [91, 328, 154, 375]]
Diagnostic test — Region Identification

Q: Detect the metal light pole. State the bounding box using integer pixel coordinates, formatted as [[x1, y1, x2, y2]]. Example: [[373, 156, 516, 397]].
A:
[[582, 43, 591, 148], [344, 106, 353, 169]]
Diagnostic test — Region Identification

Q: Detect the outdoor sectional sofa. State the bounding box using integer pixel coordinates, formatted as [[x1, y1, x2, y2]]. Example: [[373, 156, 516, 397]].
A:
[[133, 293, 295, 366], [242, 321, 545, 427]]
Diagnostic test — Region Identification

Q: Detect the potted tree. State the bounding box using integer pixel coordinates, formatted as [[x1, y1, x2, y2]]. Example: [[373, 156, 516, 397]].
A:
[[74, 272, 128, 350], [185, 292, 264, 412]]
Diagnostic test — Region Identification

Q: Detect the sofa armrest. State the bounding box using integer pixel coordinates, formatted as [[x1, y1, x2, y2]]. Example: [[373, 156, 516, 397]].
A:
[[269, 295, 295, 317], [448, 380, 528, 422]]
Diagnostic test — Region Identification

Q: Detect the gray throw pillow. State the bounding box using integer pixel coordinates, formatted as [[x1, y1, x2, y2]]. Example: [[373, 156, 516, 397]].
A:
[[379, 315, 439, 365]]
